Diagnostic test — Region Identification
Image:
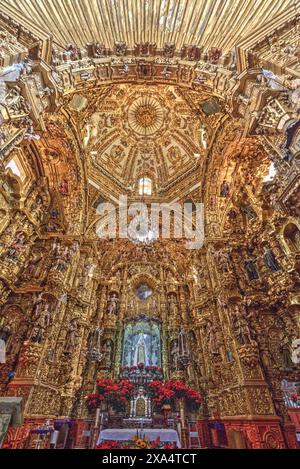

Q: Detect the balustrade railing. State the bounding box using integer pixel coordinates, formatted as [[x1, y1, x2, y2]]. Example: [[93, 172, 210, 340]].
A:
[[120, 365, 163, 384]]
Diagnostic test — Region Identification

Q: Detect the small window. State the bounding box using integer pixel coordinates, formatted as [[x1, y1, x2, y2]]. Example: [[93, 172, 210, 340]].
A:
[[139, 177, 152, 196], [264, 162, 277, 182], [6, 157, 25, 181]]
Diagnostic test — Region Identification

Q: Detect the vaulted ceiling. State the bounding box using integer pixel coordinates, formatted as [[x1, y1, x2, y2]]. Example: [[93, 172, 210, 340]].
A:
[[2, 0, 297, 51], [0, 0, 284, 237], [64, 83, 223, 199]]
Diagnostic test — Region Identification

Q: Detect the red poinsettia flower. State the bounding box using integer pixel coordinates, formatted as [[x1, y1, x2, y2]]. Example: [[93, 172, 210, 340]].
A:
[[150, 437, 161, 449], [86, 378, 135, 412], [89, 376, 201, 414], [146, 379, 202, 411], [96, 440, 120, 449], [164, 443, 175, 449]]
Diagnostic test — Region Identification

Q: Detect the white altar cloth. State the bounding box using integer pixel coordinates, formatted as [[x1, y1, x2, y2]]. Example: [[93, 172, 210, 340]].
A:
[[97, 429, 181, 448]]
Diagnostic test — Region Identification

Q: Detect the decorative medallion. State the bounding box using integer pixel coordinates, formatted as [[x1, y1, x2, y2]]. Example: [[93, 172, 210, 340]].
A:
[[127, 96, 165, 136], [135, 283, 153, 300]]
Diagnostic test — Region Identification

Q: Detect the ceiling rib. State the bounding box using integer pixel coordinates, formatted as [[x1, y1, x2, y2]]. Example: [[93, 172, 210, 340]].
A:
[[1, 0, 298, 52]]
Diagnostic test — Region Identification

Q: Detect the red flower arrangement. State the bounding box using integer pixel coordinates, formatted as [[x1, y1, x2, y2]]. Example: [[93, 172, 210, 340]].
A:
[[146, 379, 201, 412], [164, 443, 176, 449], [290, 393, 298, 401], [120, 364, 164, 384], [96, 437, 177, 450], [85, 393, 105, 412], [147, 380, 175, 408], [97, 441, 124, 449], [85, 379, 134, 413], [86, 378, 201, 414]]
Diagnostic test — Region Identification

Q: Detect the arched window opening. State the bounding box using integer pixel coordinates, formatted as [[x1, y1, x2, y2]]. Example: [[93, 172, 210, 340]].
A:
[[263, 162, 277, 182], [139, 177, 152, 196], [5, 156, 25, 181]]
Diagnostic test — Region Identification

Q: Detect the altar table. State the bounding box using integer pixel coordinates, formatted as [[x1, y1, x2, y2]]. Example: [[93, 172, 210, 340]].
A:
[[97, 429, 181, 448]]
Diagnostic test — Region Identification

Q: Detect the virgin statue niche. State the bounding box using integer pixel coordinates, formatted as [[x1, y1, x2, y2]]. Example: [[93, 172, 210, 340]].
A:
[[122, 319, 161, 368]]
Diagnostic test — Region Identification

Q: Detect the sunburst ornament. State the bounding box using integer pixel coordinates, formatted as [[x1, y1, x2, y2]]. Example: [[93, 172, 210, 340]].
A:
[[127, 96, 164, 136]]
